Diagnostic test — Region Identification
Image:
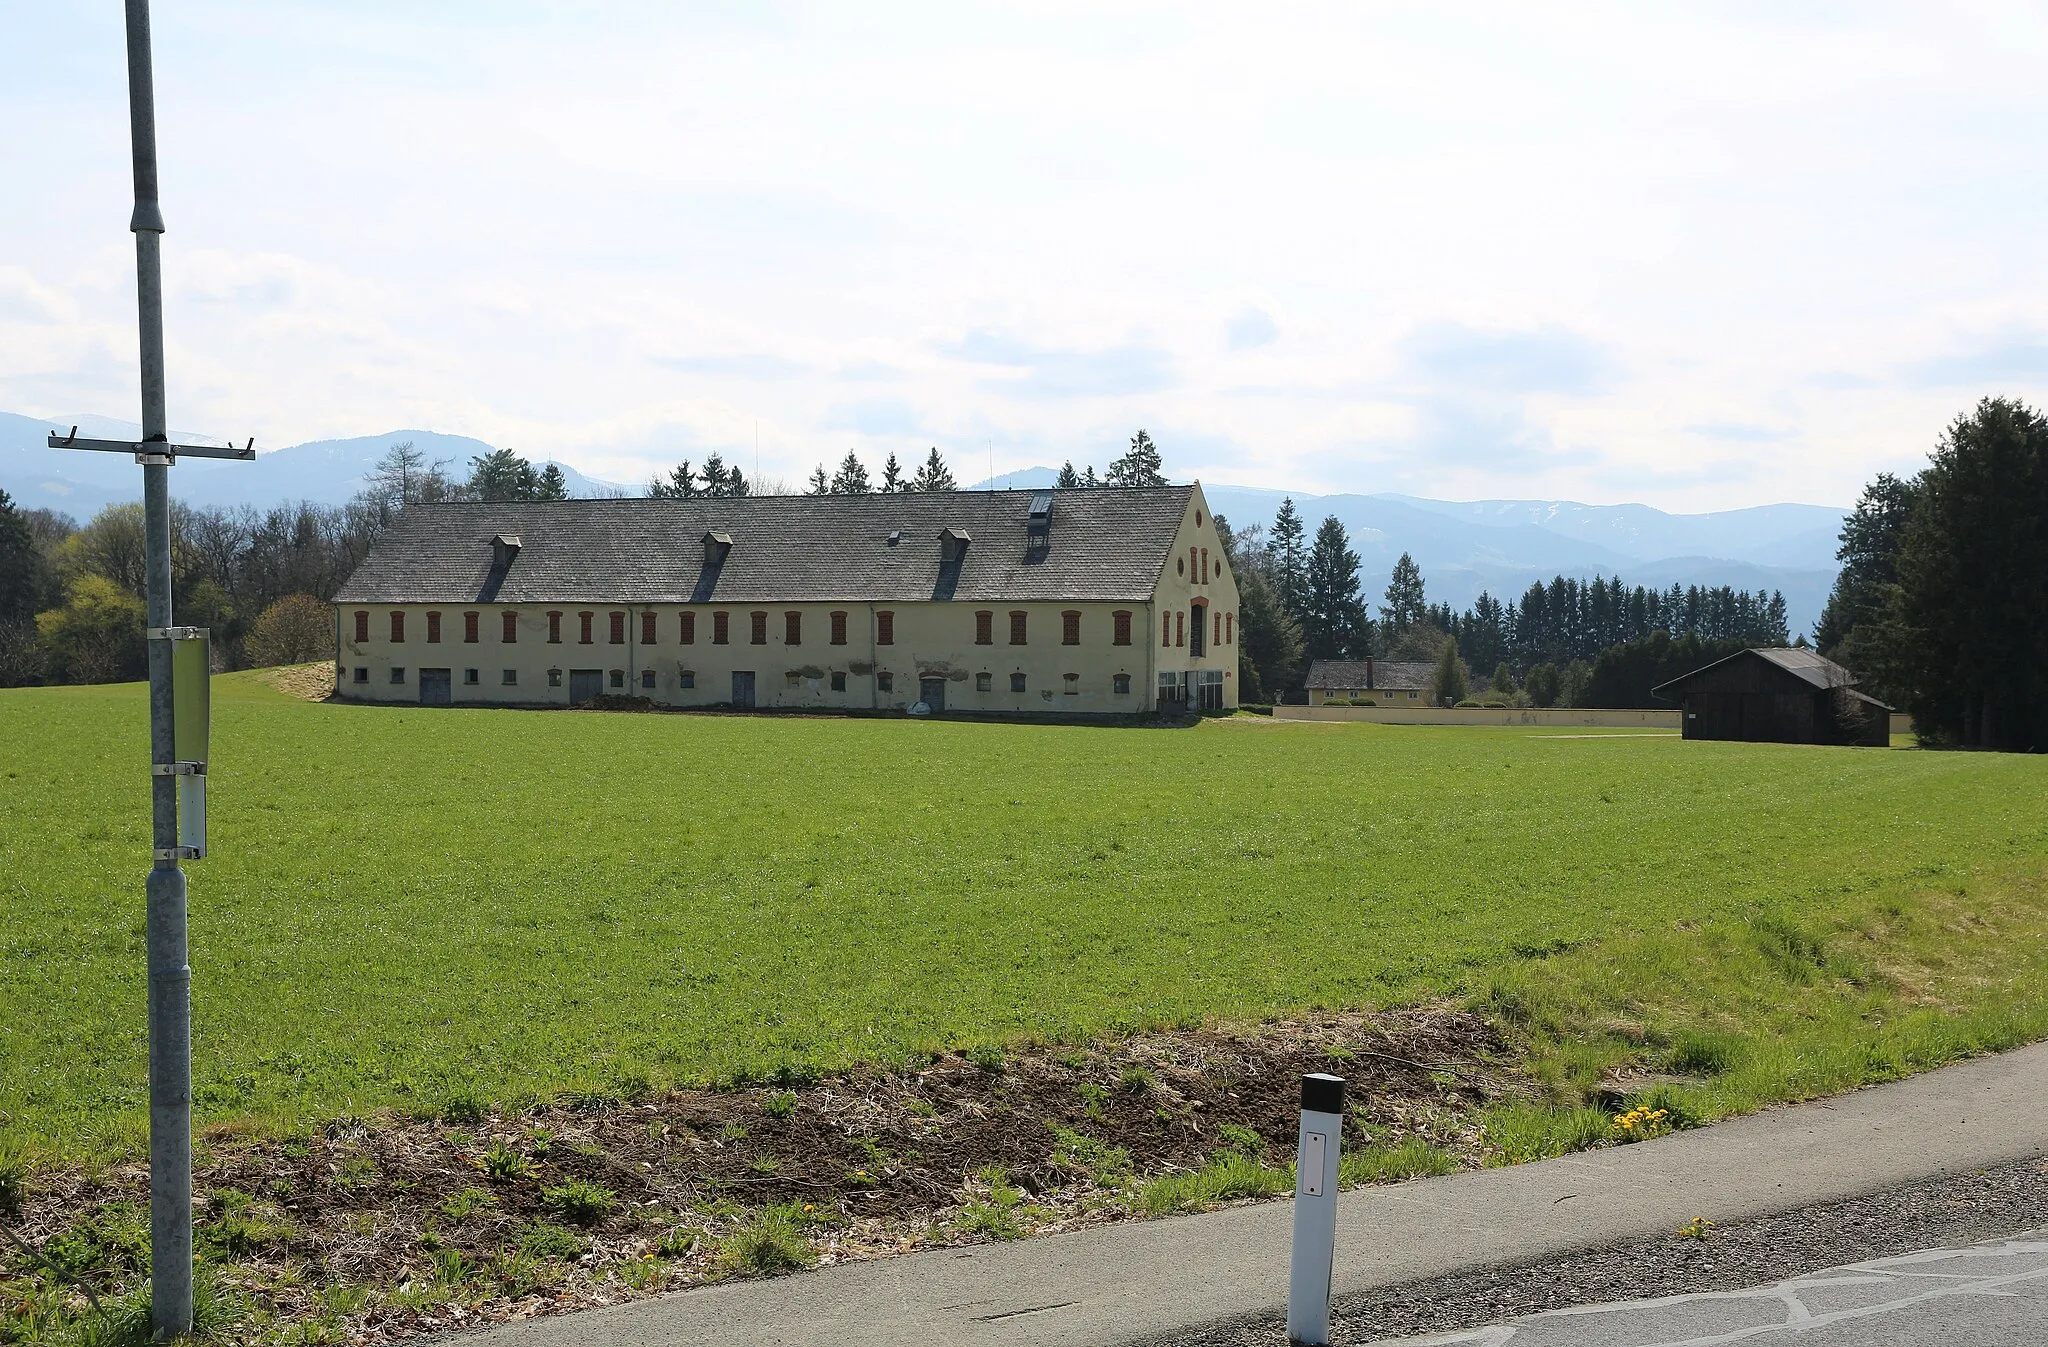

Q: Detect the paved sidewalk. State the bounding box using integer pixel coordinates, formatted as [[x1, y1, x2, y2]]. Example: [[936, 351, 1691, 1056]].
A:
[[459, 1042, 2048, 1347]]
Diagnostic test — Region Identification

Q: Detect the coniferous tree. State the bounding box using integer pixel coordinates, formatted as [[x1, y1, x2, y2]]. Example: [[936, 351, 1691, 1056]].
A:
[[1270, 498, 1308, 621], [1881, 396, 2048, 749], [1381, 552, 1426, 632], [1082, 465, 1101, 488], [911, 447, 958, 492], [1215, 513, 1305, 701], [1056, 461, 1082, 489], [535, 463, 569, 500], [807, 465, 831, 495], [1235, 564, 1304, 703], [649, 461, 698, 499], [468, 448, 544, 502], [1301, 516, 1368, 659], [1431, 636, 1469, 706], [831, 451, 872, 494], [879, 452, 906, 493], [1813, 472, 1916, 700], [0, 490, 48, 627], [1105, 429, 1167, 487]]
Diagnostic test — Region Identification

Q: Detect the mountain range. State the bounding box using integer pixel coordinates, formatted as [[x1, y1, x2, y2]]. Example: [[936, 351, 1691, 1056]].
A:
[[3, 413, 1845, 637]]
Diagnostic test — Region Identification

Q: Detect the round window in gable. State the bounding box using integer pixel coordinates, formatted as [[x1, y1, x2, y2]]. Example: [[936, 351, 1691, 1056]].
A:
[[1177, 557, 1185, 575]]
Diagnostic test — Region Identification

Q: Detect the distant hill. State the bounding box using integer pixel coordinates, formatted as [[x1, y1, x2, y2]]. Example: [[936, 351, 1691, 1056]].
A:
[[0, 414, 622, 518], [5, 418, 1845, 637]]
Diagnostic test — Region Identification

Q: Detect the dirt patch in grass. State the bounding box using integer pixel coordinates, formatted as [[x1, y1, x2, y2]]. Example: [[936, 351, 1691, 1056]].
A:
[[0, 1008, 1513, 1344], [253, 662, 336, 702]]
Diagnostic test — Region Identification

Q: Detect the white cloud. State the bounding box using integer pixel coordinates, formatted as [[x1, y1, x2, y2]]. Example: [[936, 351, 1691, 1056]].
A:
[[6, 2, 2048, 508]]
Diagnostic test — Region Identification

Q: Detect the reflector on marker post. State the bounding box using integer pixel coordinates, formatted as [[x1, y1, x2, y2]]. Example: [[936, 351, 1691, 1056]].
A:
[[1288, 1071, 1346, 1347], [172, 629, 210, 857]]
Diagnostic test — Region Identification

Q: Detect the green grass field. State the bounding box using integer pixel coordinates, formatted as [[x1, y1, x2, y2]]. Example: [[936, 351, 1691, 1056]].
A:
[[4, 673, 2047, 1157]]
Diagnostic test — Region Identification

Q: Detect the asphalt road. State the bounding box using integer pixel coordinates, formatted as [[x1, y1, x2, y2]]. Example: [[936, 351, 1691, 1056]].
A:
[[1365, 1236, 2048, 1346], [1151, 1156, 2048, 1347]]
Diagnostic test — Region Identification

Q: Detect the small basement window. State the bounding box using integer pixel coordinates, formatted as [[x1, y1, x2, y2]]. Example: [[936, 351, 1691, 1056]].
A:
[[1063, 673, 1079, 695], [547, 669, 562, 687], [1010, 673, 1027, 693], [502, 669, 517, 686], [679, 670, 696, 689], [609, 669, 625, 689], [976, 672, 992, 691], [352, 666, 368, 684], [1113, 673, 1131, 695], [464, 668, 479, 685], [830, 671, 847, 692], [877, 671, 894, 693], [390, 667, 406, 684], [641, 669, 656, 690]]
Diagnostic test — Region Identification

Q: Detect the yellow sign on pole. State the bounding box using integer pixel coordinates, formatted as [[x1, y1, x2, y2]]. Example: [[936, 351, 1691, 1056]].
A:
[[172, 630, 210, 857]]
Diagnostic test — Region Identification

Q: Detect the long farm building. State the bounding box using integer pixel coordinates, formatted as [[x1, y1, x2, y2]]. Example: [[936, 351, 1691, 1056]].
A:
[[332, 485, 1241, 715]]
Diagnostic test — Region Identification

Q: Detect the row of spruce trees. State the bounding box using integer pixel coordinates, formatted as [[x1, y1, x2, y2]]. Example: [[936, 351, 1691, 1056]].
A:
[[1217, 504, 1789, 707], [1812, 397, 2048, 751]]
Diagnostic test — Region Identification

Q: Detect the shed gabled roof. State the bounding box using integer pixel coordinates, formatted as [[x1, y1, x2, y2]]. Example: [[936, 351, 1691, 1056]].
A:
[[1651, 646, 1862, 699], [1305, 659, 1436, 691], [333, 487, 1194, 605]]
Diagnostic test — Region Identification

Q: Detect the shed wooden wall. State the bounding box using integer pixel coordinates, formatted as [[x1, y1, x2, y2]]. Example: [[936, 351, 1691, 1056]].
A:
[[1680, 655, 1799, 742], [1673, 654, 1884, 745]]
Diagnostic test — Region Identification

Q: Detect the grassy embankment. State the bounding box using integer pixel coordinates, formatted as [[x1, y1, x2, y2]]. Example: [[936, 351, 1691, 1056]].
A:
[[2, 670, 2046, 1165]]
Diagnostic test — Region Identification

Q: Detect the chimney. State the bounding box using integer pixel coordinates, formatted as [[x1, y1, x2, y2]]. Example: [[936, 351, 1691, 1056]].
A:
[[703, 531, 733, 566], [491, 534, 521, 570]]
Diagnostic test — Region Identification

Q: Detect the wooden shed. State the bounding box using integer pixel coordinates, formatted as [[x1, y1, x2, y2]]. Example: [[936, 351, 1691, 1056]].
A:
[[1652, 648, 1891, 746]]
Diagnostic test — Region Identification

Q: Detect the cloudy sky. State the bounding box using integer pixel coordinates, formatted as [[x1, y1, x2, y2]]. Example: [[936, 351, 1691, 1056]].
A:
[[5, 2, 2046, 509]]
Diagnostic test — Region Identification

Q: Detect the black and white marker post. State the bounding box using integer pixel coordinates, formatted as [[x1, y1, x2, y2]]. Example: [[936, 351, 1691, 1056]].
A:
[[49, 2, 252, 1337], [1287, 1072, 1346, 1347]]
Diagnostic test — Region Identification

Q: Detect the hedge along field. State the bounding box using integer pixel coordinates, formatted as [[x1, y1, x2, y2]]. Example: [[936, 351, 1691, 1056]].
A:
[[2, 673, 2046, 1157]]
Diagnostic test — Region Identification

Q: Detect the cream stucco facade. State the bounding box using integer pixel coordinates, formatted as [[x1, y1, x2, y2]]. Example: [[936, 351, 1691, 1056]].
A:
[[334, 488, 1242, 715]]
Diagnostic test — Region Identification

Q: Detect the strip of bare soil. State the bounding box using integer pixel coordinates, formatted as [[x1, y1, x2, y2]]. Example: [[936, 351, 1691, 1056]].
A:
[[1, 1008, 1514, 1345]]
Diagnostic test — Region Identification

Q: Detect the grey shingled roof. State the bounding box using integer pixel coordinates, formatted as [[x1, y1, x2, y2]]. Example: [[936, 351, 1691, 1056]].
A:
[[1305, 659, 1436, 691], [334, 487, 1194, 605], [1652, 646, 1860, 697]]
